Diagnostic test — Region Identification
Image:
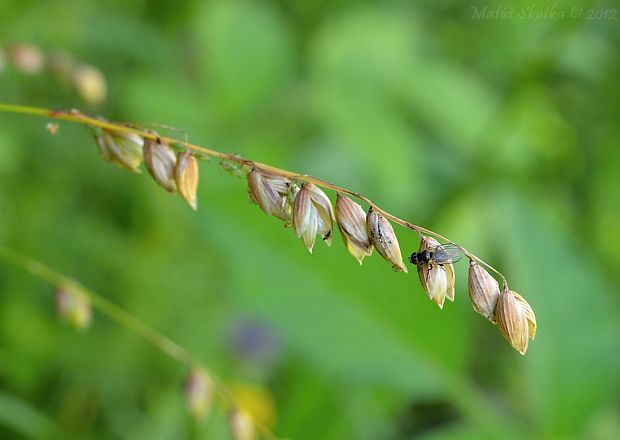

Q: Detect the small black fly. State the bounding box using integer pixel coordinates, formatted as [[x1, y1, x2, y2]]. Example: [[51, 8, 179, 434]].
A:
[[409, 244, 462, 266]]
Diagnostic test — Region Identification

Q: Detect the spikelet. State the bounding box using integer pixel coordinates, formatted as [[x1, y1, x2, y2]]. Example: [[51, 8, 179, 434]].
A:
[[55, 283, 92, 331], [247, 169, 292, 224], [293, 183, 334, 252], [8, 43, 44, 74], [511, 290, 537, 340], [335, 195, 372, 264], [416, 236, 455, 309], [72, 64, 107, 105], [144, 139, 178, 192], [467, 261, 500, 322], [495, 286, 534, 355], [366, 207, 407, 272], [184, 367, 214, 422], [228, 409, 256, 440], [175, 150, 199, 210], [95, 129, 144, 172]]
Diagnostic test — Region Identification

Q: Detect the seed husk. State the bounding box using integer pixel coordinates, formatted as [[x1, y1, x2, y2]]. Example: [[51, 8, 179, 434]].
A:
[[294, 186, 318, 252], [419, 262, 449, 308], [175, 150, 199, 210], [416, 236, 455, 309], [144, 139, 177, 192], [366, 207, 407, 272], [512, 290, 537, 340], [468, 261, 500, 322], [95, 130, 144, 172], [306, 184, 334, 246], [293, 184, 334, 252], [247, 169, 292, 224], [335, 195, 372, 264], [496, 287, 530, 355]]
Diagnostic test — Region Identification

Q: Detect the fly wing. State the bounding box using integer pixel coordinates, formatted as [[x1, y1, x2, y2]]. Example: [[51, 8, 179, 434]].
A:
[[433, 244, 463, 264]]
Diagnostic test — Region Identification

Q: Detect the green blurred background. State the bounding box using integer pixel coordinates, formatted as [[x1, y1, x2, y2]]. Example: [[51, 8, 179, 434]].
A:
[[1, 0, 619, 438]]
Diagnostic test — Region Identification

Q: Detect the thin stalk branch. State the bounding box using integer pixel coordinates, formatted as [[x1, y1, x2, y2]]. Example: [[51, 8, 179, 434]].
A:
[[0, 245, 282, 440], [0, 102, 508, 285]]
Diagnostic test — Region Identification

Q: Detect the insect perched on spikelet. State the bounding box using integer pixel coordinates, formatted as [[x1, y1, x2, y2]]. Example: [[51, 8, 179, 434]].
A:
[[412, 236, 456, 309]]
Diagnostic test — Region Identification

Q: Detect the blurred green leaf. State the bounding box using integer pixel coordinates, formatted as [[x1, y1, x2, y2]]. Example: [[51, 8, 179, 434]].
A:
[[0, 391, 62, 439], [194, 0, 293, 123], [1, 0, 619, 438], [493, 192, 620, 437]]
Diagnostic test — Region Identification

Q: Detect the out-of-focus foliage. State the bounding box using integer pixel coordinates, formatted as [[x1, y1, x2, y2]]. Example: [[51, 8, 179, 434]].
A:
[[1, 0, 619, 439]]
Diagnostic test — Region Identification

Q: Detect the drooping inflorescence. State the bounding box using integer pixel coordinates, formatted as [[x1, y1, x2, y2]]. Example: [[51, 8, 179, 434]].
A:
[[0, 103, 540, 440], [0, 104, 537, 357], [85, 119, 537, 355]]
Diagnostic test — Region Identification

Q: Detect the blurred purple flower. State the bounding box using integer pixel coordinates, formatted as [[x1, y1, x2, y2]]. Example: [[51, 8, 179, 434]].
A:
[[228, 318, 281, 368]]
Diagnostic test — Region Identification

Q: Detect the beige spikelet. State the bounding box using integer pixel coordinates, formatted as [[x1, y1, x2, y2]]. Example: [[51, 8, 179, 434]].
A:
[[73, 64, 107, 105], [228, 409, 256, 440], [467, 261, 500, 322], [144, 139, 177, 192], [335, 195, 372, 264], [247, 169, 292, 223], [175, 150, 199, 210], [306, 184, 334, 246], [495, 287, 530, 355], [366, 207, 407, 272], [293, 184, 334, 252], [184, 367, 214, 422], [416, 236, 455, 309], [511, 290, 537, 340], [95, 130, 144, 172], [55, 283, 92, 331]]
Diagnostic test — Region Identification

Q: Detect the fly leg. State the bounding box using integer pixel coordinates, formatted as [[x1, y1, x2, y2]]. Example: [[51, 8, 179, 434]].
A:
[[425, 262, 434, 284], [417, 264, 431, 285]]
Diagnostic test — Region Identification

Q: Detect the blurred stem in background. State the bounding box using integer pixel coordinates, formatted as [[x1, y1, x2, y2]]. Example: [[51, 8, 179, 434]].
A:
[[0, 245, 281, 440], [0, 244, 516, 438]]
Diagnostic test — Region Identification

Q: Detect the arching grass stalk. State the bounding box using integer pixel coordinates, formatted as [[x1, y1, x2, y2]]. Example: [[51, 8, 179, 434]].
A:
[[0, 245, 282, 440], [0, 104, 501, 277], [0, 102, 536, 354]]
